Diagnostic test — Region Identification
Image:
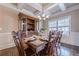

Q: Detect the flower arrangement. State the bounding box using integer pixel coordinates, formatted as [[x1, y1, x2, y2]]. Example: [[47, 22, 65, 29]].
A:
[[40, 27, 47, 33]]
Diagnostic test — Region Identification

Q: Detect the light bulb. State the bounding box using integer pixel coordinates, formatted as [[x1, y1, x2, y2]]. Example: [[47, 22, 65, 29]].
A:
[[39, 17, 41, 20], [42, 14, 45, 17], [38, 16, 40, 18], [46, 15, 49, 18], [43, 18, 46, 20]]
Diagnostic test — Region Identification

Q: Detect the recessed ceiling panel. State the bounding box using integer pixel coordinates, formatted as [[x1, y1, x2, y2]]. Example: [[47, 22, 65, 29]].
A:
[[49, 5, 61, 14], [64, 3, 79, 9]]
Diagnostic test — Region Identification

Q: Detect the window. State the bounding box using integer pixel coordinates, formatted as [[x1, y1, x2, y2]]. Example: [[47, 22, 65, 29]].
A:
[[48, 16, 70, 36], [48, 20, 57, 31]]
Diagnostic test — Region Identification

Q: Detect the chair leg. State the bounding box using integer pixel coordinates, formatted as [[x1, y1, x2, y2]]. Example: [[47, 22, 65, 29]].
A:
[[54, 44, 58, 56], [36, 53, 39, 56], [58, 44, 61, 56], [56, 46, 58, 56], [55, 43, 61, 56]]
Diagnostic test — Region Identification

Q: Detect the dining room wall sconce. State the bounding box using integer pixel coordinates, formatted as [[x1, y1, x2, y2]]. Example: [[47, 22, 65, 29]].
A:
[[0, 27, 2, 31]]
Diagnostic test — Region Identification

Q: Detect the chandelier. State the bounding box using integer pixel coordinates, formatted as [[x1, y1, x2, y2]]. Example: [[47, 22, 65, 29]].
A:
[[37, 4, 49, 20]]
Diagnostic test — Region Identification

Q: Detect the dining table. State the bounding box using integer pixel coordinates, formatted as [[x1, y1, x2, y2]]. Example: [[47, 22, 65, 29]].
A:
[[23, 35, 56, 55], [24, 35, 48, 54]]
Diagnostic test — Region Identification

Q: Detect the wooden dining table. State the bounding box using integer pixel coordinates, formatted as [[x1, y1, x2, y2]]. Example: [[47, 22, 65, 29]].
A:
[[24, 35, 47, 54], [23, 35, 56, 55]]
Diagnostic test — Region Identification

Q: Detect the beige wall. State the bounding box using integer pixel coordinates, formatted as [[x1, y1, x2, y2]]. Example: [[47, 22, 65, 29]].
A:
[[70, 10, 79, 32], [48, 9, 79, 46], [0, 5, 18, 50]]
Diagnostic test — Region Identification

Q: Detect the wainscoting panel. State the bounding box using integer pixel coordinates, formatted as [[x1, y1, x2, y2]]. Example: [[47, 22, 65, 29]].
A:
[[0, 33, 15, 50], [61, 32, 79, 46]]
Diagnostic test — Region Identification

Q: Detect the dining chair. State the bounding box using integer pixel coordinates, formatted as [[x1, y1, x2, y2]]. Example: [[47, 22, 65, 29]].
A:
[[46, 31, 55, 56], [55, 31, 63, 56], [12, 31, 25, 56], [46, 30, 62, 56], [50, 31, 63, 56], [12, 31, 36, 56]]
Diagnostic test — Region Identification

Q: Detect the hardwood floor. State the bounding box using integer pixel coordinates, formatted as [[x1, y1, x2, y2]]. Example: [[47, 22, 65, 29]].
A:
[[60, 43, 79, 56], [58, 46, 79, 56], [0, 44, 79, 56], [0, 47, 19, 56]]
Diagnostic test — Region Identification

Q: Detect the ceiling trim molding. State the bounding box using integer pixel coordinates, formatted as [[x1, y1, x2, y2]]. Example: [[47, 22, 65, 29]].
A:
[[27, 3, 42, 12], [36, 3, 59, 16], [45, 3, 58, 11], [0, 3, 19, 12], [58, 3, 66, 11], [21, 9, 37, 18], [50, 4, 79, 18], [0, 3, 37, 18]]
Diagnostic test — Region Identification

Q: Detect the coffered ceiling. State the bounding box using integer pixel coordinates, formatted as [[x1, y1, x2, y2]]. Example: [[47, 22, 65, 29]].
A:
[[0, 3, 79, 19]]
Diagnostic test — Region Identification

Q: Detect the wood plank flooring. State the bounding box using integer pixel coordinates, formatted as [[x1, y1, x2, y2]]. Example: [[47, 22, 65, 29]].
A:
[[0, 44, 79, 56], [0, 47, 19, 56]]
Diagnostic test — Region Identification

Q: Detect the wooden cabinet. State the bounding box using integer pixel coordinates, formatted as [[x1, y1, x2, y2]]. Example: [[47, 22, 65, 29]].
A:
[[27, 18, 35, 31], [18, 13, 36, 32], [18, 13, 39, 37]]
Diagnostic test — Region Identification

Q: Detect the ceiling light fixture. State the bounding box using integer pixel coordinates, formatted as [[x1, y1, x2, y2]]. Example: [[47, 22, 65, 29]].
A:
[[37, 4, 49, 20]]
